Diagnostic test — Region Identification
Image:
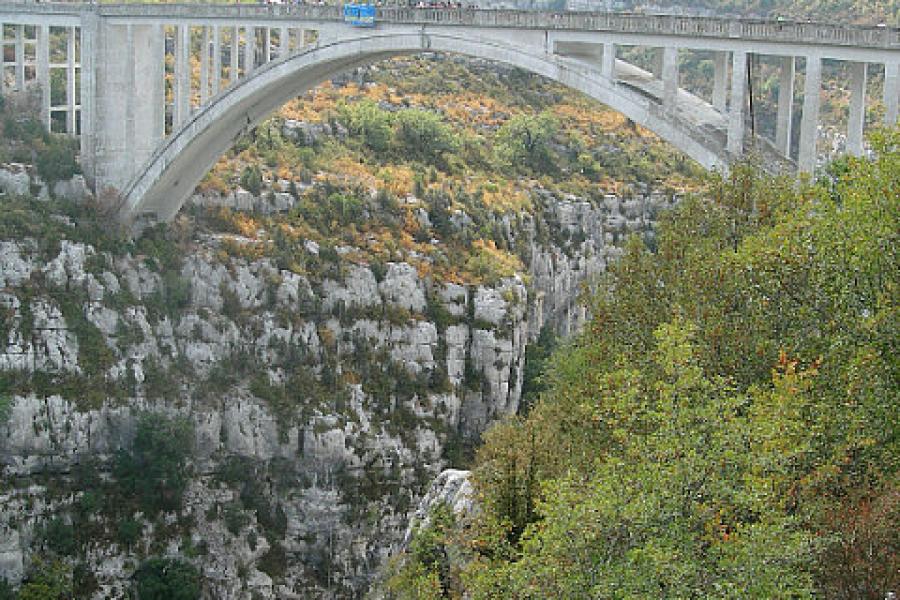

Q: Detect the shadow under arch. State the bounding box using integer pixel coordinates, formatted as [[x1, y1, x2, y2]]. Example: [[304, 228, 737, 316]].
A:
[[120, 31, 729, 224]]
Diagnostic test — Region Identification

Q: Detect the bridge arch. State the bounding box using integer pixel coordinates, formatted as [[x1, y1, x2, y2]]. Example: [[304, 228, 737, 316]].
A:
[[121, 31, 728, 224]]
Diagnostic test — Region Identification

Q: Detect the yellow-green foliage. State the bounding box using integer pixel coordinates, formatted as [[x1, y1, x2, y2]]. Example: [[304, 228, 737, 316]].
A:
[[393, 129, 900, 599]]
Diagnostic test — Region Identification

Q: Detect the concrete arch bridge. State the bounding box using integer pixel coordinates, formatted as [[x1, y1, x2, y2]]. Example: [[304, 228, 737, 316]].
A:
[[0, 3, 898, 224]]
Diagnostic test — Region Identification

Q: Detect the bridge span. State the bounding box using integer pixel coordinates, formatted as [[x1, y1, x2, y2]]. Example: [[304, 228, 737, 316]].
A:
[[0, 3, 898, 224]]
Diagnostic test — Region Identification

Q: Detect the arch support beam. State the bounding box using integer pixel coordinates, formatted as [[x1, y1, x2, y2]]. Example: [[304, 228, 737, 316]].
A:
[[119, 33, 731, 225]]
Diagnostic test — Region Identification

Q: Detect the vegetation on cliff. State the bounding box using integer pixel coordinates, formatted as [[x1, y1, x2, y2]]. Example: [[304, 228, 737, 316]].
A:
[[388, 128, 899, 598]]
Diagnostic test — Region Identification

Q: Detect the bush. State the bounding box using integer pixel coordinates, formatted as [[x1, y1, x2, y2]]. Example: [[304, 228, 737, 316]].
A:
[[133, 558, 200, 600]]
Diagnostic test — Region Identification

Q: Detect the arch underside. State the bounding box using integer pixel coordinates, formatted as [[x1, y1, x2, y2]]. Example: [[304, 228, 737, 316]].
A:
[[121, 32, 734, 224]]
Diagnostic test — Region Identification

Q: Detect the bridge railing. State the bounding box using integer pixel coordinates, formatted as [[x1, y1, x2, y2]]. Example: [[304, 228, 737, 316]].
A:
[[3, 3, 898, 49]]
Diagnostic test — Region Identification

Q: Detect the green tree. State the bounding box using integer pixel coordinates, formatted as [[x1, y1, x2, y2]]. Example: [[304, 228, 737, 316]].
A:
[[436, 130, 899, 598], [17, 560, 72, 600], [495, 112, 560, 174], [392, 109, 458, 165], [341, 99, 392, 152], [239, 165, 263, 196], [114, 412, 194, 513], [133, 558, 200, 600]]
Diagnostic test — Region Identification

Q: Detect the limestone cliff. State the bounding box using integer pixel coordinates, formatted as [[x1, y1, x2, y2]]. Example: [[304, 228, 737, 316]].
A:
[[0, 187, 666, 598]]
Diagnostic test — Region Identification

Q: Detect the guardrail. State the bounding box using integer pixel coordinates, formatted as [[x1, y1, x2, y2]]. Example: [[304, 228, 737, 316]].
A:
[[3, 2, 898, 49]]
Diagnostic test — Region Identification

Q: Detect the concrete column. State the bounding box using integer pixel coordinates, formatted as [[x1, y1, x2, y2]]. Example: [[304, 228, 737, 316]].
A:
[[280, 26, 289, 58], [91, 22, 166, 195], [661, 46, 678, 110], [775, 56, 794, 156], [66, 27, 77, 134], [0, 23, 6, 97], [712, 51, 728, 112], [125, 25, 135, 163], [727, 50, 746, 156], [263, 28, 270, 63], [200, 26, 209, 105], [14, 25, 25, 90], [298, 29, 305, 49], [885, 61, 899, 126], [601, 42, 615, 80], [230, 26, 239, 84], [651, 47, 663, 79], [79, 14, 97, 180], [798, 56, 822, 173], [212, 26, 221, 95], [175, 24, 190, 126], [132, 25, 166, 158], [244, 26, 255, 75], [36, 24, 50, 130], [846, 62, 867, 156]]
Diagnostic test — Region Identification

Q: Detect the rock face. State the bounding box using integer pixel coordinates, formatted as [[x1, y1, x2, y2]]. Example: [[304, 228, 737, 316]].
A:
[[0, 189, 662, 598]]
